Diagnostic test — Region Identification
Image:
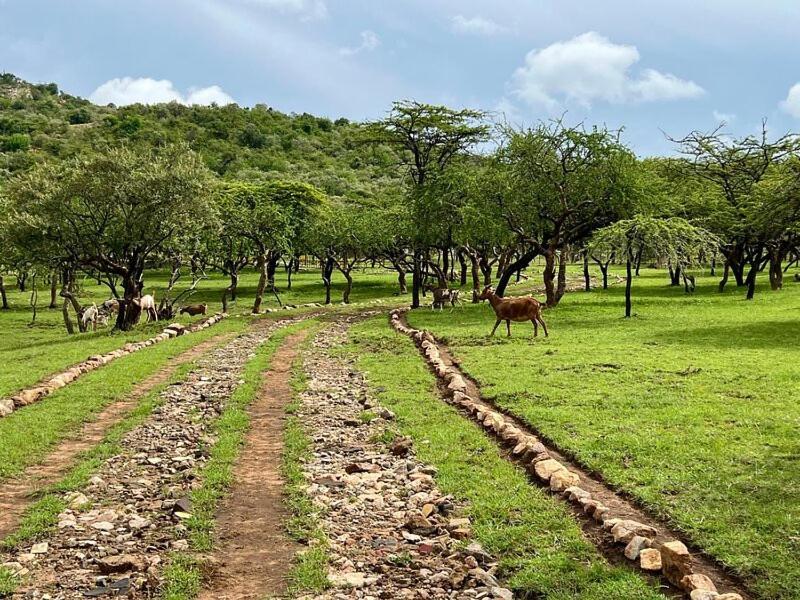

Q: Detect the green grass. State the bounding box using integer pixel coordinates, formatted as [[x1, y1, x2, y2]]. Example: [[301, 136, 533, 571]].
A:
[[408, 265, 800, 600], [283, 323, 330, 596], [1, 361, 195, 551], [0, 266, 403, 398], [0, 316, 244, 483], [349, 315, 665, 600], [0, 567, 17, 597], [161, 318, 318, 599]]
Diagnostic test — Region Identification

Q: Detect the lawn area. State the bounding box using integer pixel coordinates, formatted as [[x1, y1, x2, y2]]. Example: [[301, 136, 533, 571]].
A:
[[349, 315, 666, 600], [407, 266, 800, 600], [0, 266, 401, 398]]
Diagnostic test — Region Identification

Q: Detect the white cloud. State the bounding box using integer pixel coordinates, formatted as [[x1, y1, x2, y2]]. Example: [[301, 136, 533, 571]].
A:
[[90, 77, 235, 106], [712, 109, 736, 123], [238, 0, 327, 19], [509, 32, 704, 109], [780, 83, 800, 118], [339, 30, 380, 56], [451, 15, 507, 36]]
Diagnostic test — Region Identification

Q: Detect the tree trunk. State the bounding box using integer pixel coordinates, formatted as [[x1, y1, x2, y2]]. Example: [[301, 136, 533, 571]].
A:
[[496, 248, 538, 297], [731, 262, 745, 287], [441, 248, 450, 283], [479, 256, 492, 287], [468, 253, 481, 302], [252, 253, 268, 314], [625, 249, 633, 318], [583, 250, 591, 291], [710, 256, 716, 277], [634, 249, 643, 276], [322, 256, 334, 305], [0, 275, 8, 309], [600, 264, 609, 289], [769, 249, 784, 290], [62, 298, 75, 334], [230, 271, 239, 301], [49, 272, 58, 308], [393, 262, 407, 294], [555, 250, 567, 303], [543, 248, 557, 307], [745, 262, 758, 300], [411, 250, 422, 309], [457, 250, 468, 286], [266, 253, 279, 291], [17, 272, 26, 292], [342, 270, 353, 304], [669, 264, 681, 286], [719, 261, 730, 292], [115, 276, 141, 331]]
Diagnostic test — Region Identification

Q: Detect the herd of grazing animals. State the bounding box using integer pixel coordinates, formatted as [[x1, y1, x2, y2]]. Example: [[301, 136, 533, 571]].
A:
[[77, 281, 546, 339]]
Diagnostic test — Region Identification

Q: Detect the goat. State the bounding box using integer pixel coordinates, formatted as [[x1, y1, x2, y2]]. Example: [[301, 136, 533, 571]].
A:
[[101, 299, 119, 313], [179, 303, 207, 317], [81, 304, 100, 331], [425, 285, 461, 311], [80, 304, 110, 331], [477, 286, 548, 338], [133, 294, 158, 323]]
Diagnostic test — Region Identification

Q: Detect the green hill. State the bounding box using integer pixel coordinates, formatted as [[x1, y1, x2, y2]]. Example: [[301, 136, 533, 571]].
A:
[[0, 73, 400, 202]]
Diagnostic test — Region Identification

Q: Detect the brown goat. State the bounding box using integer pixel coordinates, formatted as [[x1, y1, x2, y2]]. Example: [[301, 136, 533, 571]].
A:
[[180, 303, 208, 316], [478, 286, 548, 338]]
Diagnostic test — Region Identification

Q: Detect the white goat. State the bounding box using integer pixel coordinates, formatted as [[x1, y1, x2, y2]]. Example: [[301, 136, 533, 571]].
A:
[[80, 303, 109, 331], [134, 294, 158, 323]]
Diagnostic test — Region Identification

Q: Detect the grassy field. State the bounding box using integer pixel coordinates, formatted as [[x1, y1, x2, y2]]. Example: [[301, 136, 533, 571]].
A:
[[407, 267, 800, 600], [349, 315, 666, 600], [0, 266, 402, 398], [0, 316, 244, 482]]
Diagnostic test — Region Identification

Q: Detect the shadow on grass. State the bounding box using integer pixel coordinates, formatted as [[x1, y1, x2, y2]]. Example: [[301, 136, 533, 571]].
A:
[[652, 320, 800, 350]]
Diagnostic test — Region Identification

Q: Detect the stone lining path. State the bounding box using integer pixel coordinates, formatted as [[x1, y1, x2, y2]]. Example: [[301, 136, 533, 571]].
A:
[[294, 315, 514, 599], [0, 317, 299, 599], [391, 309, 748, 600], [0, 331, 237, 542]]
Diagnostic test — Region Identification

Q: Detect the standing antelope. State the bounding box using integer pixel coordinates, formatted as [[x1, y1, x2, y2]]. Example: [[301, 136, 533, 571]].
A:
[[478, 286, 548, 338]]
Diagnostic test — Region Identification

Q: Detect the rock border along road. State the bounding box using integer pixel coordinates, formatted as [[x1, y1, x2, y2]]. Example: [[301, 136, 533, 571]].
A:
[[390, 309, 748, 600], [294, 314, 514, 599], [0, 316, 302, 598], [0, 331, 238, 542]]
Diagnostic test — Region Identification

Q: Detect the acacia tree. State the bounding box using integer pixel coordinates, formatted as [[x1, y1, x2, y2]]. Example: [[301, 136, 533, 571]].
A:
[[306, 201, 378, 304], [366, 101, 489, 308], [669, 123, 797, 298], [495, 120, 637, 304], [215, 180, 325, 313], [4, 146, 213, 330], [589, 216, 717, 317]]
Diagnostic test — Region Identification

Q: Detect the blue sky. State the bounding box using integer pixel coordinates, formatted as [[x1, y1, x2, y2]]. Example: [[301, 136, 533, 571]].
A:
[[2, 0, 800, 156]]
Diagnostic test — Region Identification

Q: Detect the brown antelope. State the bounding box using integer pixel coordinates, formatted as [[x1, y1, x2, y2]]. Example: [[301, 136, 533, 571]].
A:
[[478, 286, 548, 338]]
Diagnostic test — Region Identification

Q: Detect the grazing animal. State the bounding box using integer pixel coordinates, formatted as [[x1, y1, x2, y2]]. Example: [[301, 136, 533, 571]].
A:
[[134, 294, 158, 323], [180, 303, 207, 316], [81, 304, 110, 331], [101, 298, 119, 313], [81, 303, 100, 331], [425, 285, 461, 311], [478, 286, 548, 338]]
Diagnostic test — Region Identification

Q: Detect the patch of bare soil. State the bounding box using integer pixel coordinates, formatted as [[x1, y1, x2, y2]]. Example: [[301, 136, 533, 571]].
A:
[[198, 328, 311, 600], [0, 332, 236, 542]]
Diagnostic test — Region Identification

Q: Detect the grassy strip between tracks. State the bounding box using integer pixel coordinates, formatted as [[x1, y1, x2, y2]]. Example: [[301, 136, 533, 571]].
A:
[[160, 318, 318, 600]]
